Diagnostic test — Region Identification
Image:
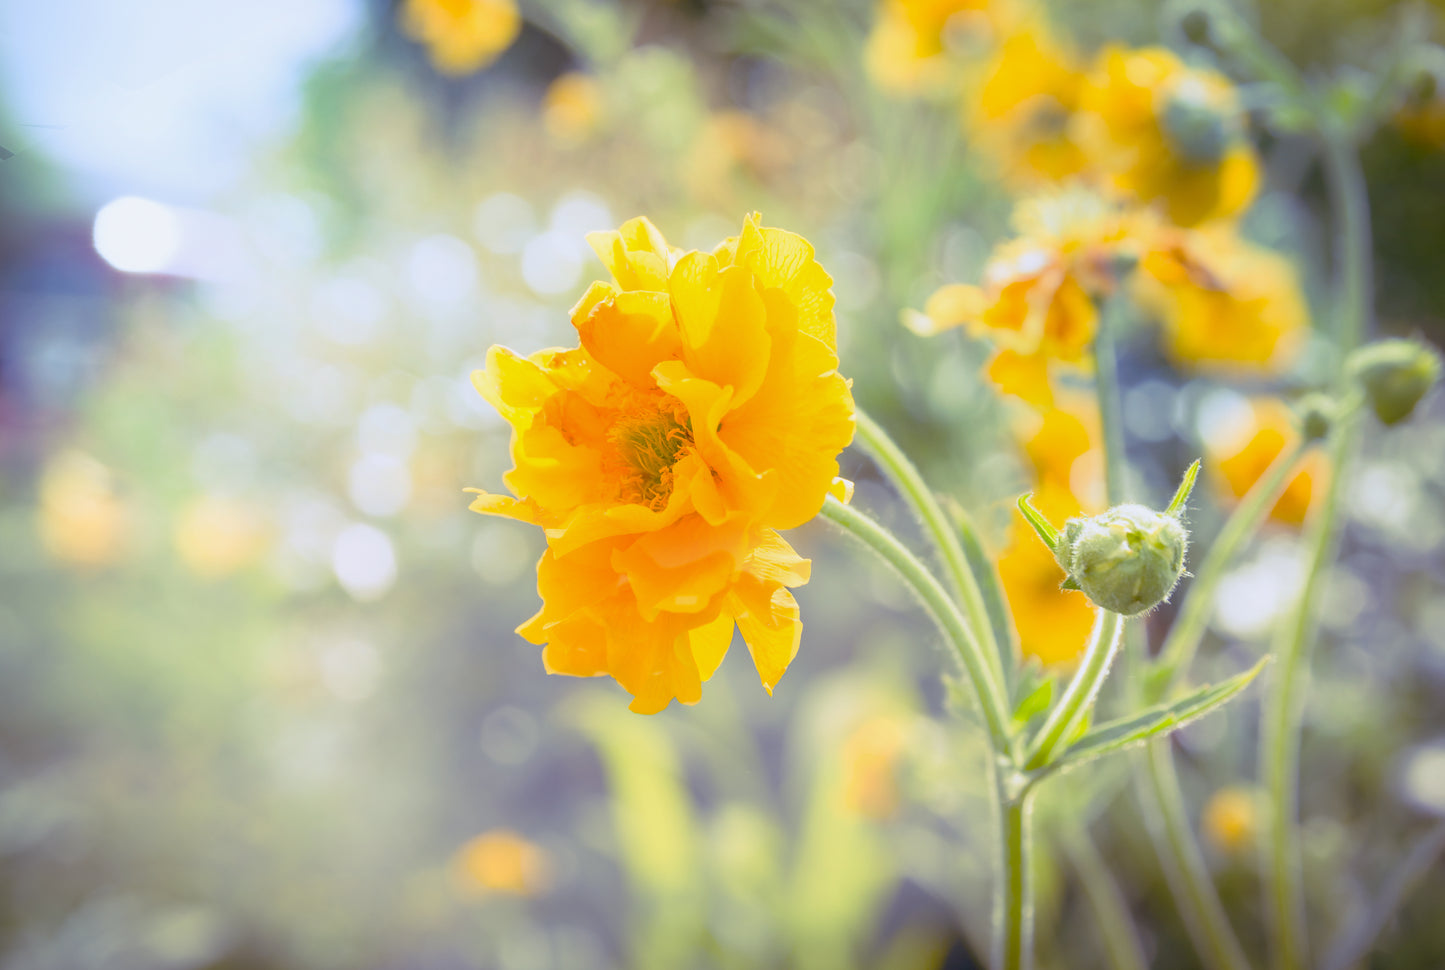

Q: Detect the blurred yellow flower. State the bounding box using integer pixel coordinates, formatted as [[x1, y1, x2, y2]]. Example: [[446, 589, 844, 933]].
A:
[[1202, 786, 1258, 854], [1075, 46, 1259, 226], [470, 214, 856, 713], [966, 22, 1089, 184], [998, 402, 1101, 665], [841, 714, 909, 819], [173, 495, 270, 578], [454, 829, 549, 896], [865, 0, 997, 94], [683, 111, 789, 207], [1136, 228, 1308, 372], [907, 189, 1149, 408], [38, 451, 129, 568], [1208, 398, 1325, 528], [543, 72, 604, 144], [401, 0, 521, 76]]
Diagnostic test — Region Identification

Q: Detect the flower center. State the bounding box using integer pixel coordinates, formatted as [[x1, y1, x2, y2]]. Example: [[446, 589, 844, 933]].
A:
[[609, 402, 693, 509]]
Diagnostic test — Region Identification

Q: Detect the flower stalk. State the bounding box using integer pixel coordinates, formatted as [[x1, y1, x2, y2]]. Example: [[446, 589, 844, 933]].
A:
[[1025, 609, 1125, 770]]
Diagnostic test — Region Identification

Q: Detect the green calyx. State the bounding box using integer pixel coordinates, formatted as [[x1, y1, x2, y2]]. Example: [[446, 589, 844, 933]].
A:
[[1018, 460, 1198, 617]]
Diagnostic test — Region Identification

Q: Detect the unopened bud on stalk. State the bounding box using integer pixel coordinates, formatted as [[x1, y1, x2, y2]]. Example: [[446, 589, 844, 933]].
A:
[[1160, 82, 1233, 164], [1019, 461, 1198, 616], [1294, 393, 1337, 442], [1346, 338, 1441, 426]]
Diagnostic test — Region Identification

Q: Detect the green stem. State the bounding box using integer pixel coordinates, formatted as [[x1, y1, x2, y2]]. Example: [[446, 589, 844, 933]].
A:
[[1261, 125, 1372, 970], [1094, 291, 1131, 504], [1093, 275, 1250, 969], [818, 495, 1012, 751], [1260, 419, 1357, 970], [1025, 609, 1125, 770], [997, 785, 1034, 970], [1151, 441, 1309, 697], [1138, 742, 1253, 970], [1063, 823, 1149, 970], [854, 410, 1012, 690]]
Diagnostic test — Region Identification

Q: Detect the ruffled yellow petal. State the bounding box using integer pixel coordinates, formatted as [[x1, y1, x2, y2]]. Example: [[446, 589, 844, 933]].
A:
[[574, 288, 682, 388], [987, 349, 1054, 408], [669, 252, 772, 405], [586, 216, 673, 291]]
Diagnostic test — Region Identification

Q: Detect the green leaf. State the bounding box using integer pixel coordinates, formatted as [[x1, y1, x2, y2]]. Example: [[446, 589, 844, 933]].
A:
[[1037, 658, 1269, 777], [1012, 675, 1053, 726], [1016, 494, 1060, 550], [1166, 459, 1202, 517]]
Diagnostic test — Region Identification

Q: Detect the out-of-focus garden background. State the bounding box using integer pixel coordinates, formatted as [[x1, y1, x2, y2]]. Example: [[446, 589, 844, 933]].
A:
[[1, 1, 1443, 968]]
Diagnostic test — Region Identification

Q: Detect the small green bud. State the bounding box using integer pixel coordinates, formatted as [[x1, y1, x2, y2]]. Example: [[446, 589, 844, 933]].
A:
[[1058, 504, 1189, 615], [1346, 338, 1442, 426], [1019, 462, 1198, 616], [1294, 393, 1336, 442], [1161, 85, 1232, 165], [1179, 8, 1213, 47]]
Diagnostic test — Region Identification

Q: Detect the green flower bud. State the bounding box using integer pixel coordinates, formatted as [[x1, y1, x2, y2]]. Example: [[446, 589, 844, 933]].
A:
[[1180, 8, 1213, 47], [1161, 84, 1232, 165], [1294, 393, 1337, 442], [1057, 504, 1189, 616], [1018, 461, 1198, 617], [1346, 338, 1442, 426]]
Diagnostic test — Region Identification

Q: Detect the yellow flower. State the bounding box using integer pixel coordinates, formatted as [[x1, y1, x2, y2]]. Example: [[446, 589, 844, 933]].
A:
[[841, 714, 909, 819], [865, 0, 997, 95], [470, 214, 856, 713], [683, 111, 789, 207], [173, 496, 270, 578], [998, 402, 1101, 665], [543, 72, 604, 144], [1135, 227, 1308, 372], [1202, 786, 1258, 854], [966, 22, 1089, 185], [1075, 46, 1259, 226], [454, 829, 549, 896], [1208, 398, 1325, 528], [38, 451, 129, 568], [400, 0, 521, 76], [907, 189, 1149, 408]]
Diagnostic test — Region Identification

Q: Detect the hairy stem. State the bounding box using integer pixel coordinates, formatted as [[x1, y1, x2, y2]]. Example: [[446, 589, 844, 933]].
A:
[[1025, 609, 1125, 770], [854, 409, 1012, 691], [997, 785, 1035, 970]]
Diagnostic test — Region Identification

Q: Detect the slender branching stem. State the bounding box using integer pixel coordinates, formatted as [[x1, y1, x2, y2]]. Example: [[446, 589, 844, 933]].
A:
[[854, 409, 1012, 691], [819, 495, 1012, 750], [1261, 125, 1372, 970], [1139, 742, 1254, 970]]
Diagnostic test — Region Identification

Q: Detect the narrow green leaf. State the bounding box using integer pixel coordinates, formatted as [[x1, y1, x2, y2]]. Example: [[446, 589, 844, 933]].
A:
[[1017, 493, 1060, 549], [1038, 658, 1268, 777], [1012, 676, 1054, 726], [1166, 459, 1202, 517]]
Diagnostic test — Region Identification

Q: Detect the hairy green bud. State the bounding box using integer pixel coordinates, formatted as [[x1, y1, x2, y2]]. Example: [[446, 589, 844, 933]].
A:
[[1019, 461, 1197, 616], [1346, 338, 1441, 426], [1056, 504, 1189, 615]]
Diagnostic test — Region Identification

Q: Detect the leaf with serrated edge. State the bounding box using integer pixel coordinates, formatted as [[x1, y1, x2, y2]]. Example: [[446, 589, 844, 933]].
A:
[[1036, 658, 1268, 777]]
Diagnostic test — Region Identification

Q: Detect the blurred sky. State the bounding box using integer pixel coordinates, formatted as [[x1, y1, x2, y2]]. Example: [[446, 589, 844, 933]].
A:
[[0, 0, 360, 205]]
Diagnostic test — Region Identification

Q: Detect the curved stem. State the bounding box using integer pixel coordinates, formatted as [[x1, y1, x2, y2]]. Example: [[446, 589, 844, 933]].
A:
[[1025, 609, 1125, 770], [1152, 441, 1309, 696], [1138, 742, 1253, 970], [1261, 126, 1372, 970], [819, 495, 1012, 751], [1063, 822, 1149, 970], [854, 410, 1012, 690], [1260, 419, 1357, 970]]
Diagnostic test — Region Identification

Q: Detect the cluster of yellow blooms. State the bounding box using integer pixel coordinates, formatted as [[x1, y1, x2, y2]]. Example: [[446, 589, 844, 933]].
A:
[[471, 215, 856, 712], [876, 0, 1321, 662], [401, 0, 521, 76]]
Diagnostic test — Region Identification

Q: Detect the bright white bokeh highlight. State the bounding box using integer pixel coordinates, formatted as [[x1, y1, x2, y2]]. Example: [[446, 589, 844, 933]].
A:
[[332, 523, 397, 601], [93, 197, 181, 273]]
